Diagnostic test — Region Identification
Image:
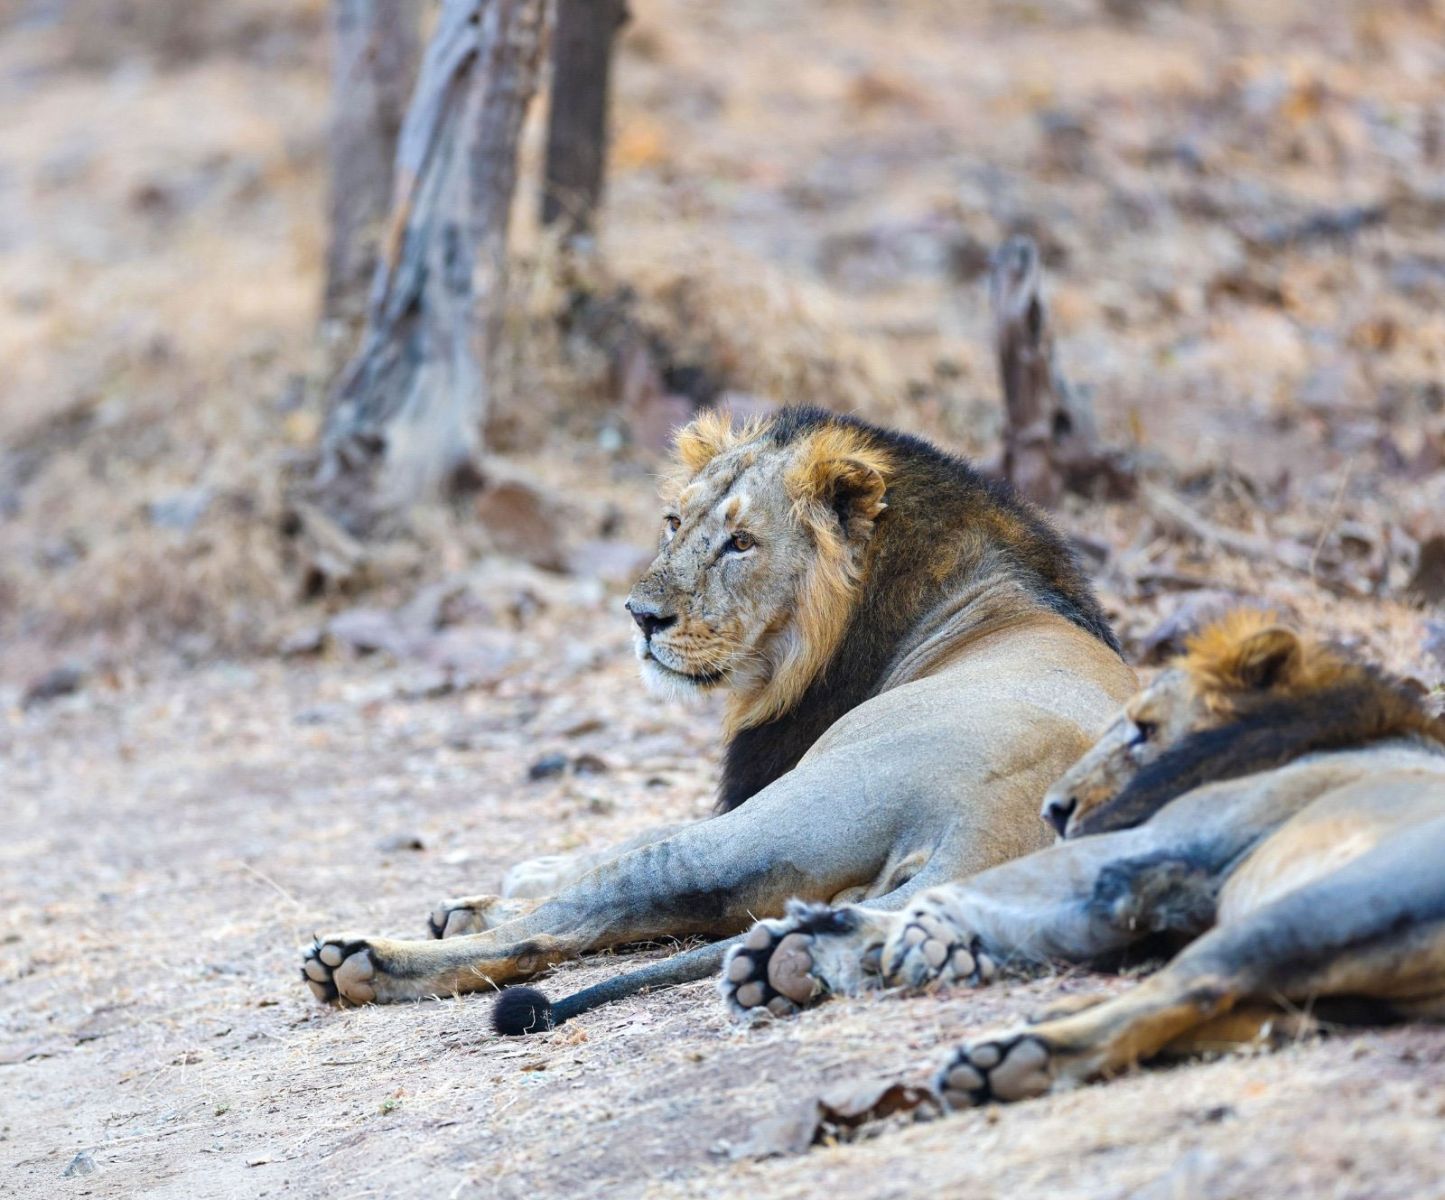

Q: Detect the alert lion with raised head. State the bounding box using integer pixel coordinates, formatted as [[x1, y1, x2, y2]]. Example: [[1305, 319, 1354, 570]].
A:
[[720, 612, 1445, 1105], [300, 407, 1135, 1014]]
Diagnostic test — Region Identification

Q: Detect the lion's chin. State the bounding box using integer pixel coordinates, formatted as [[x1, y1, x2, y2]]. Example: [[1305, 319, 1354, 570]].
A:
[[638, 655, 727, 704]]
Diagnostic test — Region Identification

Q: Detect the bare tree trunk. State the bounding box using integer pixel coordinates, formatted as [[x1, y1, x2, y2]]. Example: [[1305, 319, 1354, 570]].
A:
[[540, 0, 628, 236], [322, 0, 422, 342], [315, 0, 549, 534], [990, 235, 1134, 507]]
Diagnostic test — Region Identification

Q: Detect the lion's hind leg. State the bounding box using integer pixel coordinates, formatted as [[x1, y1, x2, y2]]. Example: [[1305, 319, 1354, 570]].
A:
[[938, 818, 1445, 1106]]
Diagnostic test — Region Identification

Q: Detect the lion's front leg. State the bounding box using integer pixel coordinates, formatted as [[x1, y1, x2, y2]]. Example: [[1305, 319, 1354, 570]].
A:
[[720, 900, 900, 1017], [302, 932, 572, 1005]]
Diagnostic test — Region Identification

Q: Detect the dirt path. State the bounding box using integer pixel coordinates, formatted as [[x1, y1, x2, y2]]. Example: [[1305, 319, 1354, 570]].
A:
[[5, 583, 1443, 1199]]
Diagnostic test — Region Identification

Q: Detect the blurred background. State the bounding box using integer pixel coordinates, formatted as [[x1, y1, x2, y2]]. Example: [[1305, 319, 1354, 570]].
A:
[[5, 3, 1445, 1194], [1, 0, 1442, 699]]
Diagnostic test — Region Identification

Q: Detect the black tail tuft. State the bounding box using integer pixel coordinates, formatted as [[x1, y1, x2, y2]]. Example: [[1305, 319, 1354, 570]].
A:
[[491, 986, 555, 1036]]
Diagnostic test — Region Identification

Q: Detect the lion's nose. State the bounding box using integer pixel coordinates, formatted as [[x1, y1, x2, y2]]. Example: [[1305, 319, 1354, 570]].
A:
[[626, 600, 676, 640], [1043, 795, 1077, 837]]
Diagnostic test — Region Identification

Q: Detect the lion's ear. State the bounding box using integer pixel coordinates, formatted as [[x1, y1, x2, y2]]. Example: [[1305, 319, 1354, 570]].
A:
[[792, 455, 888, 541], [1231, 626, 1301, 689], [673, 410, 739, 474]]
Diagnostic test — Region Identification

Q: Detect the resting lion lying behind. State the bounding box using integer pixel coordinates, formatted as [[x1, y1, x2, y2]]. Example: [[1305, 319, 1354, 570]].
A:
[[301, 406, 1134, 1010], [721, 612, 1445, 1105]]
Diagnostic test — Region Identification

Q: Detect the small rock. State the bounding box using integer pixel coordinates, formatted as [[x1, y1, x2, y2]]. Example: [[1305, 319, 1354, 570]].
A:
[[326, 609, 415, 658], [22, 665, 85, 709], [393, 667, 454, 700], [147, 487, 212, 532], [528, 753, 568, 781], [565, 539, 654, 585], [377, 833, 426, 853], [62, 1151, 97, 1178], [397, 579, 467, 635], [572, 753, 610, 776], [1408, 535, 1445, 606], [945, 231, 992, 281], [1423, 620, 1445, 673], [293, 705, 341, 726], [278, 626, 324, 657], [475, 468, 568, 572], [415, 628, 516, 683]]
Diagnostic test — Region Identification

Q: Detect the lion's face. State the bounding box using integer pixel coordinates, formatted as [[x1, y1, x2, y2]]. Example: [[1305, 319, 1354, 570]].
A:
[[625, 411, 889, 732], [1040, 668, 1210, 837], [1041, 616, 1305, 838]]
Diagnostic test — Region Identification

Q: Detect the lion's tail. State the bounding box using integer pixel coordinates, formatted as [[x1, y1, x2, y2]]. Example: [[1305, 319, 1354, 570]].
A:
[[489, 938, 739, 1036]]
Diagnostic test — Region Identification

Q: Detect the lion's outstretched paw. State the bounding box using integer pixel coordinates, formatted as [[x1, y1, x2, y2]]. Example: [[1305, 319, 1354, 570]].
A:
[[427, 895, 535, 939], [936, 1034, 1054, 1108], [881, 893, 995, 990], [721, 900, 888, 1020], [721, 921, 820, 1019], [301, 935, 381, 1006]]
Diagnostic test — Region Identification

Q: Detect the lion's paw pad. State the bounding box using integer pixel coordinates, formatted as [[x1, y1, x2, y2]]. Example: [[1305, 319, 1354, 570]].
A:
[[882, 905, 995, 989], [721, 922, 827, 1018], [301, 936, 379, 1005], [937, 1034, 1053, 1107]]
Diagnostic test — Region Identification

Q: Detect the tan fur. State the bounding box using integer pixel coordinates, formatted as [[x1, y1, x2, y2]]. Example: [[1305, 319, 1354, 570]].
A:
[[727, 616, 1445, 1108], [300, 412, 1135, 1010], [729, 428, 892, 732], [672, 408, 774, 474]]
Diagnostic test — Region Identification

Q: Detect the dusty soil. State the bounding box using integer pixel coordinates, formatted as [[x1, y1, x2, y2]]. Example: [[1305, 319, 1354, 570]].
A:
[[3, 0, 1445, 1197], [4, 575, 1444, 1200]]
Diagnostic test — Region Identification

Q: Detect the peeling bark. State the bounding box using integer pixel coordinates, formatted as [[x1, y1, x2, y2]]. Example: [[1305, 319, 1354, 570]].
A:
[[315, 0, 549, 533], [322, 0, 422, 341]]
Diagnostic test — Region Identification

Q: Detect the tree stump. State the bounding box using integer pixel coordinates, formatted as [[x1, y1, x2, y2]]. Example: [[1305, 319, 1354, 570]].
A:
[[540, 0, 629, 236], [990, 235, 1135, 507], [315, 0, 549, 534]]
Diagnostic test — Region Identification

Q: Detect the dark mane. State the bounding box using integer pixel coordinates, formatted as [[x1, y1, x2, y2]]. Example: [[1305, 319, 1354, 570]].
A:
[[1077, 667, 1445, 836], [718, 406, 1120, 812]]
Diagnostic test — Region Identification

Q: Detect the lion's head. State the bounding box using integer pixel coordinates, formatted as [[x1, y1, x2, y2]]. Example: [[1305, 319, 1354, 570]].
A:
[[1042, 610, 1445, 839], [625, 408, 891, 735], [1042, 612, 1321, 838]]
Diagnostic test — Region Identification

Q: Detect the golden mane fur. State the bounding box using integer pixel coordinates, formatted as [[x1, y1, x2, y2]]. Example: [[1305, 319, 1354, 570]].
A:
[[1179, 610, 1444, 743]]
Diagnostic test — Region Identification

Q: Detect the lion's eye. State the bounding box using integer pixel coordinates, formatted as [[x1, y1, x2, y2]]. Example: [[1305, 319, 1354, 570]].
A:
[[1131, 720, 1156, 746], [726, 531, 756, 553]]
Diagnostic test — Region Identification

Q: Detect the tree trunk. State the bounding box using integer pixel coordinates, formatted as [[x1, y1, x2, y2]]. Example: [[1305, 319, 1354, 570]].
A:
[[990, 235, 1134, 507], [315, 0, 549, 534], [321, 0, 422, 343], [540, 0, 628, 236]]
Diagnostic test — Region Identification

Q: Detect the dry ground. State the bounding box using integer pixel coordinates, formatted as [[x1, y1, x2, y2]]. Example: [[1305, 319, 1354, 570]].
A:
[[3, 0, 1445, 1197], [4, 577, 1444, 1200]]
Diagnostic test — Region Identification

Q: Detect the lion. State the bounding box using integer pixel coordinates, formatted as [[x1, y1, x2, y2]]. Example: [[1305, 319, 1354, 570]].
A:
[[300, 406, 1135, 1013], [717, 611, 1445, 1106]]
